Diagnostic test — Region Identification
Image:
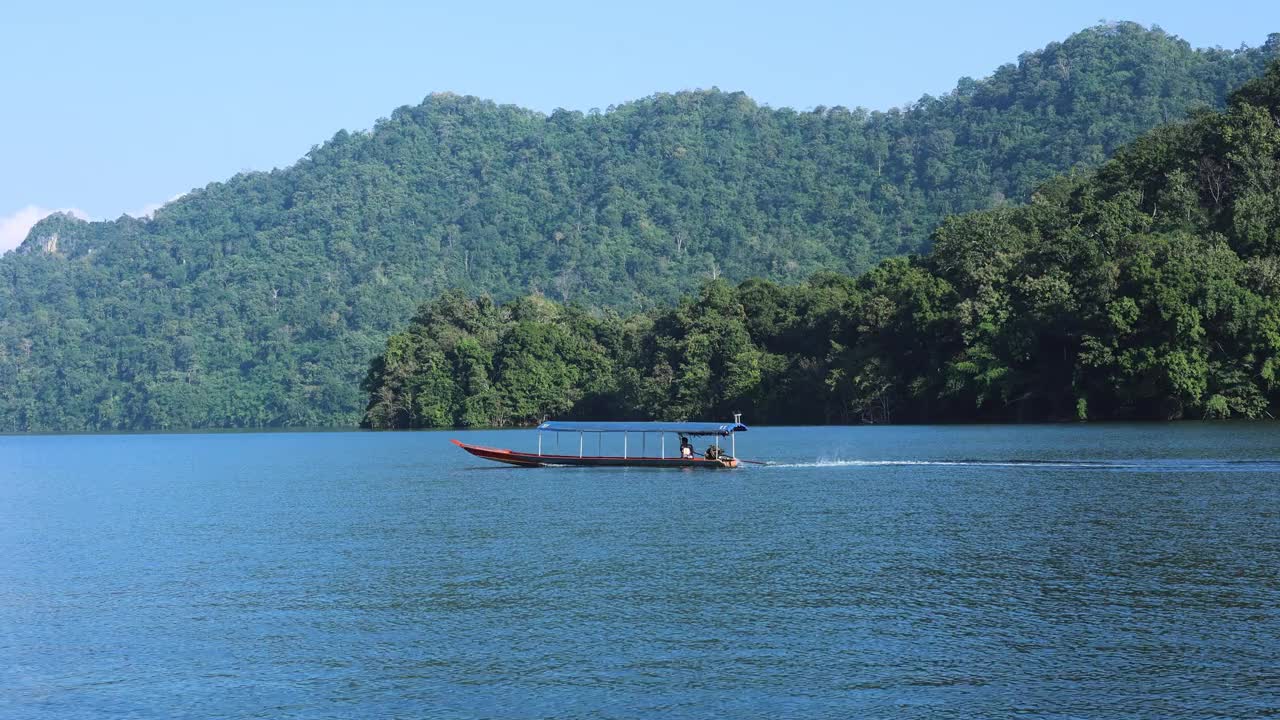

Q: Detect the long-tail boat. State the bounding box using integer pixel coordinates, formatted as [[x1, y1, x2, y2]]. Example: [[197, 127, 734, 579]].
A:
[[451, 417, 748, 469]]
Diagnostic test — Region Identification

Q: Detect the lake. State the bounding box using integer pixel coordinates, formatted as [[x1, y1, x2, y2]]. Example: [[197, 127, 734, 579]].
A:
[[2, 424, 1278, 718]]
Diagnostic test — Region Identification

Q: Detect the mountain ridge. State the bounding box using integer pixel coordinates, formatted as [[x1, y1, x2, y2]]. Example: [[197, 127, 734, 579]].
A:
[[3, 22, 1278, 431], [362, 59, 1280, 426], [22, 23, 1279, 258]]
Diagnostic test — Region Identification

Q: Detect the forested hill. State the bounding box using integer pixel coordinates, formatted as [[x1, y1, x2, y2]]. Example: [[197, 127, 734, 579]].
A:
[[3, 24, 1278, 431], [364, 59, 1280, 427]]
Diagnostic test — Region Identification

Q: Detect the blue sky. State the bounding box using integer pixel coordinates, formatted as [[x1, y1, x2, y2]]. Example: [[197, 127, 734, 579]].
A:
[[2, 0, 1278, 251]]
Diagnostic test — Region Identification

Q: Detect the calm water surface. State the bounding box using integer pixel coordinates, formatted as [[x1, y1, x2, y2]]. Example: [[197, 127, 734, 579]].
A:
[[1, 424, 1278, 718]]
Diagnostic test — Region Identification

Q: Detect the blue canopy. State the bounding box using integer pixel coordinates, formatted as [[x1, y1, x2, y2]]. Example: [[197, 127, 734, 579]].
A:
[[536, 420, 747, 436]]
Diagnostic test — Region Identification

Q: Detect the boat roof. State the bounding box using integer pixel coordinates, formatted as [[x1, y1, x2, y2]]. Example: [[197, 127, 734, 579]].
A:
[[536, 420, 748, 436]]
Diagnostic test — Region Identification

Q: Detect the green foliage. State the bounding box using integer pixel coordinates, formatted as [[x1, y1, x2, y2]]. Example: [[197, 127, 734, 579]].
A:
[[367, 58, 1280, 427], [2, 24, 1279, 431], [359, 292, 622, 428]]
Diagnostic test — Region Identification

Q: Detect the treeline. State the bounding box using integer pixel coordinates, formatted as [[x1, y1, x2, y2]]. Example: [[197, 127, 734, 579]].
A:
[[2, 23, 1277, 431], [363, 61, 1280, 426]]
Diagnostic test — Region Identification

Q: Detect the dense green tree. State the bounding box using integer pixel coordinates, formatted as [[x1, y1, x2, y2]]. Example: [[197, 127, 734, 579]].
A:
[[4, 24, 1279, 431], [364, 58, 1280, 427]]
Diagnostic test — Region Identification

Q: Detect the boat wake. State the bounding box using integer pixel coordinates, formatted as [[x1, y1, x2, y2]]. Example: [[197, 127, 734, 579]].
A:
[[766, 458, 1280, 472]]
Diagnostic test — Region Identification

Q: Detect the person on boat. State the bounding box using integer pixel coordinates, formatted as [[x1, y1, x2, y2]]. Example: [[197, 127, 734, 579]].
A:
[[704, 445, 720, 461], [680, 436, 694, 458]]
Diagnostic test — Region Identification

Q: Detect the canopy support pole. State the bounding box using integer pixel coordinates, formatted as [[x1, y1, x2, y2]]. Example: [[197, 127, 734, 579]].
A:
[[538, 431, 542, 457], [661, 433, 666, 459], [579, 431, 583, 458], [624, 432, 628, 459]]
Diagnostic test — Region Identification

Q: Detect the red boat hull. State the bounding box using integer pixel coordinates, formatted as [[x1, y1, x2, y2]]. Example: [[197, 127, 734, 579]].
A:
[[451, 439, 739, 469]]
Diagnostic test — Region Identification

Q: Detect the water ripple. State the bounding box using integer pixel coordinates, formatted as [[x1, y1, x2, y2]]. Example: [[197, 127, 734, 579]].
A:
[[1, 424, 1278, 718]]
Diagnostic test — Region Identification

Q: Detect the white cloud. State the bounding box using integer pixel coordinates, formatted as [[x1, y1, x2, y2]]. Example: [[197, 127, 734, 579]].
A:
[[126, 202, 165, 220], [126, 192, 186, 220], [0, 205, 90, 254], [0, 192, 186, 254]]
